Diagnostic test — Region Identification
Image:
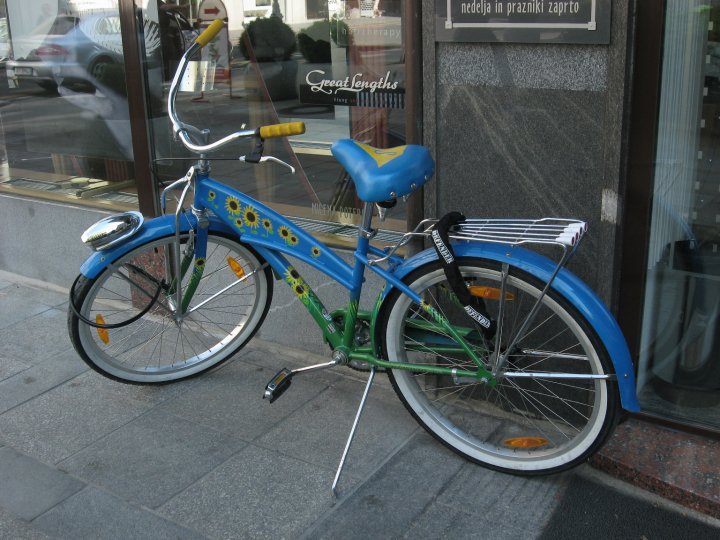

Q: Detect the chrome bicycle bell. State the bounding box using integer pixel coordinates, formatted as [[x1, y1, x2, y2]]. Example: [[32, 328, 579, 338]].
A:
[[81, 211, 144, 251]]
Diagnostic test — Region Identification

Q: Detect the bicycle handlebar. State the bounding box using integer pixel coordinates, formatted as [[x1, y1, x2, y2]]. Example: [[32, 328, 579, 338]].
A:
[[195, 19, 225, 48], [167, 19, 306, 155]]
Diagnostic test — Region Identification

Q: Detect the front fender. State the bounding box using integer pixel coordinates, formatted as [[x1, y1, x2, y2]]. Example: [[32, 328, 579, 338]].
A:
[[79, 213, 235, 279], [382, 243, 640, 413]]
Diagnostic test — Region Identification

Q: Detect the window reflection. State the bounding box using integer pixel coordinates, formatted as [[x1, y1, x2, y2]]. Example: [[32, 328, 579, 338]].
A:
[[0, 0, 135, 208], [638, 0, 720, 429], [148, 0, 409, 232]]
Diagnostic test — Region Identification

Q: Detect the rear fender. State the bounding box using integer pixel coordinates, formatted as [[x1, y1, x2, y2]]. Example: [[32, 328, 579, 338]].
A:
[[379, 243, 640, 412]]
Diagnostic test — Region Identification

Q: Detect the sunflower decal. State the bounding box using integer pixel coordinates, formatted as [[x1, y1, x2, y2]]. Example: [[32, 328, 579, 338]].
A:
[[311, 246, 321, 258], [195, 258, 206, 269], [278, 226, 291, 242], [293, 283, 309, 302], [208, 190, 216, 201], [225, 196, 241, 216], [289, 235, 299, 247], [243, 206, 260, 228], [234, 218, 245, 229], [285, 267, 302, 287], [262, 218, 273, 234]]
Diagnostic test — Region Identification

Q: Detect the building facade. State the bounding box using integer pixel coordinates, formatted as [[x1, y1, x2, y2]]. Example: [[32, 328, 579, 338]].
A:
[[0, 0, 718, 436]]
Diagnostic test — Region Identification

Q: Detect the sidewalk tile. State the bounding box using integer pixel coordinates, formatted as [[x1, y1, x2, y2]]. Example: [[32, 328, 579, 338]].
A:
[[32, 487, 205, 540], [0, 372, 158, 464], [159, 444, 343, 539], [403, 506, 529, 540], [0, 289, 53, 330], [0, 307, 73, 364], [0, 446, 85, 520], [255, 375, 418, 479], [308, 432, 465, 539], [0, 507, 53, 540], [0, 350, 88, 414], [59, 408, 246, 509], [435, 462, 563, 525], [156, 358, 328, 441], [0, 354, 31, 382]]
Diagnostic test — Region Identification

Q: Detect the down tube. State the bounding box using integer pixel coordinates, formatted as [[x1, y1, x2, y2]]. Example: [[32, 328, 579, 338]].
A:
[[254, 246, 345, 350]]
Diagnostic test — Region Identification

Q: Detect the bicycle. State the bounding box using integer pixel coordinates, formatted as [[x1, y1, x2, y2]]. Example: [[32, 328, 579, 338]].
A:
[[67, 20, 640, 493]]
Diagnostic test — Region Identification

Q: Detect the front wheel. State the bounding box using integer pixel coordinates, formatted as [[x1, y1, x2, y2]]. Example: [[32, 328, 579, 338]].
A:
[[380, 257, 619, 474], [69, 232, 273, 384]]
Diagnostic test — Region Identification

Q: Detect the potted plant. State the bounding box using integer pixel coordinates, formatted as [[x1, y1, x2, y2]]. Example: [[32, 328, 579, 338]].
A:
[[239, 15, 298, 101]]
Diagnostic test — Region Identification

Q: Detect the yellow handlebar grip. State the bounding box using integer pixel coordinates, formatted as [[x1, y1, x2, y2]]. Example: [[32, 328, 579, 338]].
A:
[[195, 19, 225, 48], [258, 122, 306, 139]]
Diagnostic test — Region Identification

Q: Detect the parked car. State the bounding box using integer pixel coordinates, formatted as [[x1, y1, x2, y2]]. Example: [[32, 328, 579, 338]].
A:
[[6, 8, 196, 92]]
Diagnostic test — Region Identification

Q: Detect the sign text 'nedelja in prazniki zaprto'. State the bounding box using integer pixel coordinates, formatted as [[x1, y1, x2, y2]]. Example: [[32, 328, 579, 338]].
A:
[[435, 0, 611, 44]]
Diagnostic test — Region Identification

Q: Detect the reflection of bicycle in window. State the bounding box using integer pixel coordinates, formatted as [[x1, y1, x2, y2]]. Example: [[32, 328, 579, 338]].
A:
[[68, 21, 640, 491]]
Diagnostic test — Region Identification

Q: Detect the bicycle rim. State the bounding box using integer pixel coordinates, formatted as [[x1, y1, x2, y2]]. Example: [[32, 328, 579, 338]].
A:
[[73, 234, 270, 383], [383, 260, 616, 473]]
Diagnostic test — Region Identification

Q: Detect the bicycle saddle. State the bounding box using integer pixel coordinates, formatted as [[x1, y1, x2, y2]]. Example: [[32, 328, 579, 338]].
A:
[[331, 139, 435, 203]]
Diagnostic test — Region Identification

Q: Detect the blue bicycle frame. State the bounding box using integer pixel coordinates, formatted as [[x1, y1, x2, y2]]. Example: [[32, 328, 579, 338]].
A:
[[79, 162, 640, 412]]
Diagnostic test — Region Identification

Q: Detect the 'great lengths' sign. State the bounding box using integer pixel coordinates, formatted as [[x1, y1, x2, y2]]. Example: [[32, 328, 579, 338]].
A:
[[435, 0, 611, 44]]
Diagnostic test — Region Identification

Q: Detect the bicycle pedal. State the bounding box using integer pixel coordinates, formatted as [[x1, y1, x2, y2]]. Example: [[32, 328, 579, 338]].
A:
[[263, 368, 293, 403]]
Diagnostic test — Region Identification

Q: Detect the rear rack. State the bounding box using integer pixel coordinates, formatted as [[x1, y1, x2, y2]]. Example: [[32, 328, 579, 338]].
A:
[[451, 218, 587, 247], [367, 217, 587, 266]]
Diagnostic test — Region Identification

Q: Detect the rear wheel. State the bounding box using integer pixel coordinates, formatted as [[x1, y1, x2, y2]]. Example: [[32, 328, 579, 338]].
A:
[[380, 257, 619, 474], [69, 233, 272, 383]]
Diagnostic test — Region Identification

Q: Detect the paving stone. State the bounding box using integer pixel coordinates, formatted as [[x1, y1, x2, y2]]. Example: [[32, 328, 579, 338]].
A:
[[0, 507, 53, 540], [59, 408, 246, 509], [32, 487, 205, 540], [436, 462, 564, 523], [255, 375, 418, 480], [401, 462, 564, 539], [0, 446, 85, 520], [160, 444, 344, 539], [0, 354, 31, 382], [0, 350, 89, 414], [307, 432, 466, 539], [3, 283, 69, 308], [0, 371, 158, 464], [0, 307, 73, 364], [0, 288, 52, 330], [157, 358, 329, 441]]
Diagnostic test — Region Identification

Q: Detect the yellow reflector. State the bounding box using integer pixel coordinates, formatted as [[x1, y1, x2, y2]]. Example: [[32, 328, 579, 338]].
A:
[[95, 315, 109, 344], [468, 286, 515, 301], [227, 257, 245, 278], [503, 437, 549, 449]]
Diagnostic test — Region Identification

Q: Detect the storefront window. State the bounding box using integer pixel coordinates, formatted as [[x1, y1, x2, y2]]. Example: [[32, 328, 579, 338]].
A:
[[144, 0, 410, 236], [0, 0, 137, 209], [637, 0, 720, 430]]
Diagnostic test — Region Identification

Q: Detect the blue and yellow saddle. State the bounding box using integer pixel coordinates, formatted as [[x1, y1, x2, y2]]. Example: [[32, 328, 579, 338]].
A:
[[331, 139, 435, 203]]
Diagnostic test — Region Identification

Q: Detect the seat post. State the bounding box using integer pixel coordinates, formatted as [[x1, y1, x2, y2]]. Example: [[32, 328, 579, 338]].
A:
[[359, 201, 374, 238]]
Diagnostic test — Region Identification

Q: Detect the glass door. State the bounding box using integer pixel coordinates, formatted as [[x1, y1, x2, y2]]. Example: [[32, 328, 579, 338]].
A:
[[139, 0, 414, 240], [637, 0, 720, 429]]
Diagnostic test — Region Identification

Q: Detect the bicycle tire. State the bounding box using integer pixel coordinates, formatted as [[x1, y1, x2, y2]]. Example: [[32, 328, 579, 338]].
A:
[[380, 257, 619, 474], [68, 232, 273, 384]]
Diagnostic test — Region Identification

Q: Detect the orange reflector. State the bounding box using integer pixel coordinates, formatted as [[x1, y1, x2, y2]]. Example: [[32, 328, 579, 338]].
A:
[[468, 286, 515, 301], [95, 315, 109, 344], [503, 437, 549, 449], [227, 257, 246, 278]]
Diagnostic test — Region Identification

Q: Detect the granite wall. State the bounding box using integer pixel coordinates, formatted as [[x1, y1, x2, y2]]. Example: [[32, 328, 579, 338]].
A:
[[422, 0, 633, 309]]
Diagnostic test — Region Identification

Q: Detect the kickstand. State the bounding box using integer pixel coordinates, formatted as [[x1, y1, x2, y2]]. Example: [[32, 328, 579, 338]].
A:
[[332, 367, 376, 498]]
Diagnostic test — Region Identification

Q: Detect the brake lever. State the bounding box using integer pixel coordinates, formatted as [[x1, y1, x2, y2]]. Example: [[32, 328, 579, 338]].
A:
[[239, 155, 296, 174]]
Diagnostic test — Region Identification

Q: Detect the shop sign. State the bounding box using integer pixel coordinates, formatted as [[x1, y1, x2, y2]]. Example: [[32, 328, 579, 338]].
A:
[[299, 70, 405, 109], [435, 0, 611, 44]]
